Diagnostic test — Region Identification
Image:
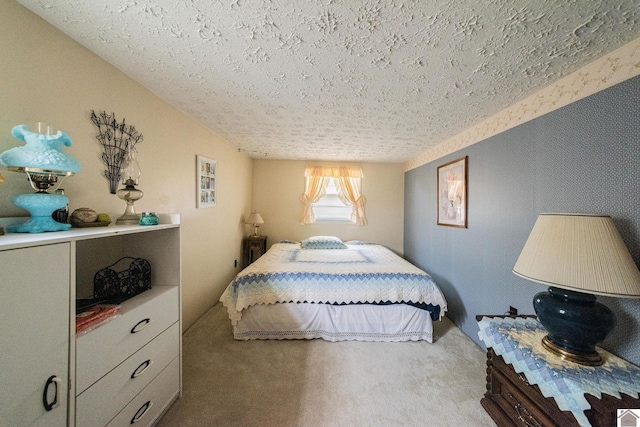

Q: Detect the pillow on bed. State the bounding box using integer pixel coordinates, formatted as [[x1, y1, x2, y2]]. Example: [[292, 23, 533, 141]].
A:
[[345, 240, 374, 245], [301, 236, 348, 249]]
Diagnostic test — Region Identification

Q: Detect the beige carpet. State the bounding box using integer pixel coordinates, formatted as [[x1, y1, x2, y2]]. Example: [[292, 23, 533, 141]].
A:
[[156, 303, 496, 427]]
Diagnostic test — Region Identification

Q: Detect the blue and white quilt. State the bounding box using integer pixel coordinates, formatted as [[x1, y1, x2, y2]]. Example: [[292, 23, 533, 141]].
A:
[[220, 241, 447, 325]]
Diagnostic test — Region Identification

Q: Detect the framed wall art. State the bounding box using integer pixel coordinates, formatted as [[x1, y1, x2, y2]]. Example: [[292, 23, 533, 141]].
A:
[[437, 156, 467, 228], [197, 155, 217, 208]]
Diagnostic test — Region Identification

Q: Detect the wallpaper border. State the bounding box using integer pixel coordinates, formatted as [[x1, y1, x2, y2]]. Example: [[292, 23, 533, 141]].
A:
[[405, 37, 640, 171]]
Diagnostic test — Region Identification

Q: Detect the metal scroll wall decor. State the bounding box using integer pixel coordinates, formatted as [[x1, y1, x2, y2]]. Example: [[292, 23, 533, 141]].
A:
[[90, 110, 144, 194]]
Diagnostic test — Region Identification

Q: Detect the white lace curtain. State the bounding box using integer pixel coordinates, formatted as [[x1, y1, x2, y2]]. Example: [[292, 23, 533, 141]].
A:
[[300, 166, 367, 225]]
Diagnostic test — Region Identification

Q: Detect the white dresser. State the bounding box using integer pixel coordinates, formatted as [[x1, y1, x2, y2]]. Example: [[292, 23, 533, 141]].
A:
[[0, 214, 181, 427]]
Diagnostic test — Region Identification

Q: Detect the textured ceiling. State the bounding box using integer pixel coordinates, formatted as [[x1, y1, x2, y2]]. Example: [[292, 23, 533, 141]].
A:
[[16, 0, 640, 163]]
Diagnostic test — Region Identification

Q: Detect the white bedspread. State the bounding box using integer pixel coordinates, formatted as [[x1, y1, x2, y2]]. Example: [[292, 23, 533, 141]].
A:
[[220, 242, 447, 325]]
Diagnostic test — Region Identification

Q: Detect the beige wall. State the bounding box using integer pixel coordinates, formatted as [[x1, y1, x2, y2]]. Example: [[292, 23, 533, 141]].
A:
[[0, 0, 253, 331], [252, 160, 405, 254]]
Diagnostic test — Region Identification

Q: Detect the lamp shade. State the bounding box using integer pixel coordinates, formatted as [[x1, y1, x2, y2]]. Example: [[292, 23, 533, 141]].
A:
[[0, 125, 81, 174], [245, 212, 264, 226], [513, 213, 640, 298]]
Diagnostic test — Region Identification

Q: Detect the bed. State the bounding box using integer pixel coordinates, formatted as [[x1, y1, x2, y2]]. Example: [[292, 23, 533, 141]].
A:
[[220, 236, 447, 342]]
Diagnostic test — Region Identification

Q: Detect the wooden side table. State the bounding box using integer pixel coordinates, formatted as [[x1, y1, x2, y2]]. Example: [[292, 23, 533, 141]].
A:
[[477, 315, 640, 427], [243, 235, 267, 267]]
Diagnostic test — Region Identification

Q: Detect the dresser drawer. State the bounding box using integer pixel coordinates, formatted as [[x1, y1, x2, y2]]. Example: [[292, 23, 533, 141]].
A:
[[107, 357, 180, 427], [76, 286, 179, 393], [76, 322, 179, 427]]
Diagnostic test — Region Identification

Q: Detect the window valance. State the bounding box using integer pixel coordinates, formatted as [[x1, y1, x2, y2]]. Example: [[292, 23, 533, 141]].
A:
[[304, 166, 363, 178]]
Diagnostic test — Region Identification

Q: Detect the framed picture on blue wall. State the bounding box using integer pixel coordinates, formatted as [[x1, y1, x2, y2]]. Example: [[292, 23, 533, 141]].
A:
[[437, 156, 467, 228]]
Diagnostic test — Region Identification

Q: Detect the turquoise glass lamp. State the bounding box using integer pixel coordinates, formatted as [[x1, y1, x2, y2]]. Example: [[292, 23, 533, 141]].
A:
[[0, 124, 81, 233]]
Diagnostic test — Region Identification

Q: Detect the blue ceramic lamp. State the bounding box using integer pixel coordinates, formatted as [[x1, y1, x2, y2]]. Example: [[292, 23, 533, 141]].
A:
[[513, 213, 640, 366], [0, 124, 81, 233]]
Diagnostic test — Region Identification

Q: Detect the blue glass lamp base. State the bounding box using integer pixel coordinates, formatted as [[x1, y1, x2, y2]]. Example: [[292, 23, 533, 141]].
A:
[[534, 286, 615, 366], [8, 193, 71, 233]]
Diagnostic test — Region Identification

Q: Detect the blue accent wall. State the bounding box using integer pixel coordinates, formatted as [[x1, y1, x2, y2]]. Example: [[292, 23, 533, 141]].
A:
[[404, 75, 640, 364]]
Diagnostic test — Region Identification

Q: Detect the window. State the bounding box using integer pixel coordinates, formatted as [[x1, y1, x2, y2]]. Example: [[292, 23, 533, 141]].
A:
[[313, 179, 352, 221], [300, 166, 367, 225]]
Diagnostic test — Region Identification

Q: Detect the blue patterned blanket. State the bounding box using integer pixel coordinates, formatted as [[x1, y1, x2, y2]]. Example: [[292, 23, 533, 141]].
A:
[[220, 242, 447, 325]]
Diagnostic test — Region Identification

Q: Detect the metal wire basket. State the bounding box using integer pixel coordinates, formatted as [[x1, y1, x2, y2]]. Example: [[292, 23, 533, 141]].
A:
[[93, 257, 151, 303]]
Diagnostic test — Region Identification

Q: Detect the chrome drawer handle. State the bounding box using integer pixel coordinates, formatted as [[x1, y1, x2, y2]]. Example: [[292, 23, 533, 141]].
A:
[[131, 400, 153, 424], [42, 375, 62, 411], [131, 318, 151, 333], [131, 359, 153, 379]]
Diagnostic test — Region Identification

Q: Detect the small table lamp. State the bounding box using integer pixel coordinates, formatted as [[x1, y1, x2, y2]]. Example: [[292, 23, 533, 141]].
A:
[[513, 213, 640, 366], [0, 124, 81, 233], [245, 212, 264, 237]]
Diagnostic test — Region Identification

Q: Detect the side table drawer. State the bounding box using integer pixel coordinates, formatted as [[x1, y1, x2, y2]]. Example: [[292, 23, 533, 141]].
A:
[[491, 367, 556, 427], [107, 357, 180, 427], [77, 286, 179, 393], [76, 322, 179, 427], [490, 350, 578, 426]]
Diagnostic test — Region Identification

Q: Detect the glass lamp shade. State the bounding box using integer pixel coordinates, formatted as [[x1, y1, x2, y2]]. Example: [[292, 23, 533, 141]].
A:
[[0, 125, 80, 173], [0, 124, 80, 233], [121, 148, 141, 185]]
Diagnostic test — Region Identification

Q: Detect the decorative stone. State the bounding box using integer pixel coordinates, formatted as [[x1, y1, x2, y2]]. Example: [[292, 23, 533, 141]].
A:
[[97, 213, 111, 223], [71, 207, 98, 223]]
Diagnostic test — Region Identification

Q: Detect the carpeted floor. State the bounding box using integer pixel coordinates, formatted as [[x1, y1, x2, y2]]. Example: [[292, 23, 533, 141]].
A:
[[156, 303, 496, 427]]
